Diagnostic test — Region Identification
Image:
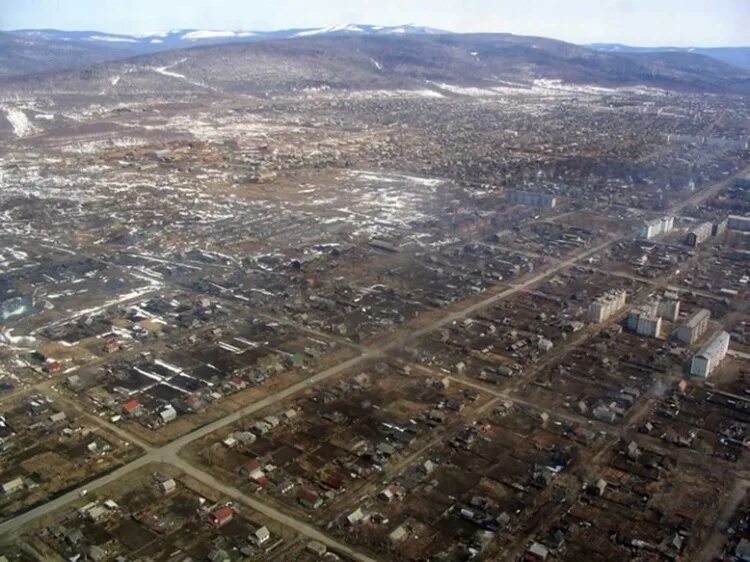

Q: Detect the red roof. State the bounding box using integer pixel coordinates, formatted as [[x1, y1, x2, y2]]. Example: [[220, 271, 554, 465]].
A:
[[122, 399, 139, 412], [209, 506, 234, 526]]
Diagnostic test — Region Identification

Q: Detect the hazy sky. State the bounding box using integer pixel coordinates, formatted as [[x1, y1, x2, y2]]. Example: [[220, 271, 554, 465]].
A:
[[1, 0, 748, 47]]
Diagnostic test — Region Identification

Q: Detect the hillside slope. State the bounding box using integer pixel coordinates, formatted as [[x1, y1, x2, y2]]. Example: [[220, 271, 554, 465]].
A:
[[590, 43, 750, 70], [0, 31, 137, 77], [1, 33, 748, 97]]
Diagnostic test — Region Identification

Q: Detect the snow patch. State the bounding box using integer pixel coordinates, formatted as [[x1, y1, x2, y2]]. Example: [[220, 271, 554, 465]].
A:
[[182, 30, 256, 40], [89, 35, 138, 43], [431, 83, 500, 97], [300, 88, 444, 100], [295, 24, 365, 37], [350, 170, 444, 187], [149, 58, 216, 90], [0, 329, 37, 350], [153, 66, 186, 80], [1, 105, 38, 138], [134, 30, 169, 38]]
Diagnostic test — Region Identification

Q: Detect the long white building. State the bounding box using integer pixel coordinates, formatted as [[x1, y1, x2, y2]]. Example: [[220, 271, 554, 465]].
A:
[[689, 331, 730, 378], [676, 308, 710, 345], [587, 290, 627, 323], [638, 216, 674, 240]]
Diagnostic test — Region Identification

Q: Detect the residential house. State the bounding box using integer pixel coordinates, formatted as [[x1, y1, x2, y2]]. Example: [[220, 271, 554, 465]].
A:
[[158, 478, 177, 495], [1, 478, 23, 495], [208, 506, 234, 527], [121, 400, 141, 417], [49, 411, 67, 424], [420, 460, 436, 475], [249, 525, 271, 546], [298, 489, 323, 509], [160, 405, 177, 424], [306, 541, 327, 556]]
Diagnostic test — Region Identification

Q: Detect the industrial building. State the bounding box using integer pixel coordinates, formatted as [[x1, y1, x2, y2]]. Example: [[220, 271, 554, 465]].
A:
[[638, 216, 675, 240], [676, 308, 710, 345], [728, 215, 750, 232], [686, 222, 713, 247], [506, 189, 557, 209], [587, 289, 627, 323], [689, 331, 730, 378]]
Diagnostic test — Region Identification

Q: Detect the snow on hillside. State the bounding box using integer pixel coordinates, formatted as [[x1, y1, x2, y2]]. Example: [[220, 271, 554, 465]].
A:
[[88, 34, 138, 43], [181, 30, 257, 40], [295, 24, 366, 37], [9, 25, 449, 49], [1, 106, 39, 138]]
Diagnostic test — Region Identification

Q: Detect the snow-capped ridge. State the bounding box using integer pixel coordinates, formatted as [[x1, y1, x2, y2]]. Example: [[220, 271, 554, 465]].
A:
[[295, 24, 366, 37], [181, 30, 257, 40], [88, 34, 139, 43]]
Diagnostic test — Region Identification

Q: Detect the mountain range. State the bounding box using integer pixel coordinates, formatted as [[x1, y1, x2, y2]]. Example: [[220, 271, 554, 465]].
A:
[[0, 24, 446, 76], [0, 26, 749, 96]]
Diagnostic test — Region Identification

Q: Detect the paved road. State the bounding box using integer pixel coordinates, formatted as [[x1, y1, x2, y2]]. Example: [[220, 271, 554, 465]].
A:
[[0, 167, 744, 550]]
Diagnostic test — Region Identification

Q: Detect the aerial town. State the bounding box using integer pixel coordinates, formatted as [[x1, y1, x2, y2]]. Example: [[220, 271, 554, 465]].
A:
[[0, 12, 750, 562]]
